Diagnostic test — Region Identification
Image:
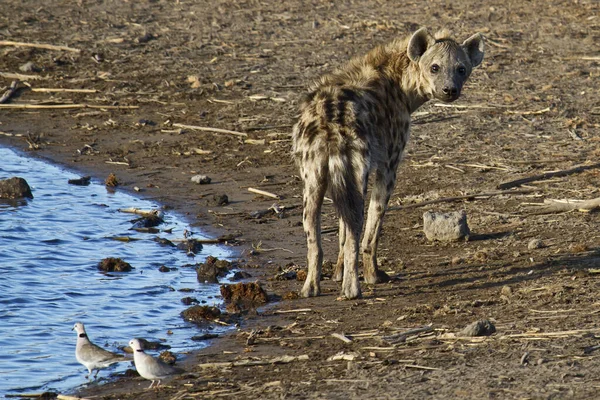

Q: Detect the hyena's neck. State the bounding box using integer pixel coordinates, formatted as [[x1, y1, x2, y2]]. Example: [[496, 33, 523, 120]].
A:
[[363, 40, 429, 114], [381, 48, 430, 114]]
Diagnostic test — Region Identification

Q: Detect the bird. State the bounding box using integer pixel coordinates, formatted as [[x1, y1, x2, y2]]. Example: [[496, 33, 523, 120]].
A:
[[129, 338, 182, 389], [73, 322, 126, 380]]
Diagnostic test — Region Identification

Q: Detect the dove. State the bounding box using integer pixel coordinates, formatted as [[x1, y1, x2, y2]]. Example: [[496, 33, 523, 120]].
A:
[[73, 322, 126, 379], [129, 338, 182, 388]]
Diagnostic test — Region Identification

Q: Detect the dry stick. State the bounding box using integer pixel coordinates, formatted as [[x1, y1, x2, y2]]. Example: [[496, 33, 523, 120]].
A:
[[382, 325, 433, 344], [172, 123, 248, 137], [0, 80, 18, 103], [31, 88, 97, 93], [0, 72, 45, 80], [197, 355, 309, 369], [530, 197, 600, 214], [387, 188, 534, 212], [0, 40, 80, 53], [0, 103, 138, 110], [247, 187, 280, 199], [497, 162, 600, 190], [331, 333, 353, 343]]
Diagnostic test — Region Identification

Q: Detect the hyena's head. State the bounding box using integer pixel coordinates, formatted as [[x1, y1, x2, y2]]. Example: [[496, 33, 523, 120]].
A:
[[407, 28, 484, 102]]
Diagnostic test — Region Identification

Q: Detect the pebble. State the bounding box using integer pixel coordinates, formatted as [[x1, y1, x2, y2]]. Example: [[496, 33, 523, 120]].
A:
[[191, 174, 212, 184]]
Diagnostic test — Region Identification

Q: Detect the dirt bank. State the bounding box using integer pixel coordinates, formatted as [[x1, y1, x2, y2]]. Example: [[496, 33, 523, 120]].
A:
[[1, 0, 599, 399]]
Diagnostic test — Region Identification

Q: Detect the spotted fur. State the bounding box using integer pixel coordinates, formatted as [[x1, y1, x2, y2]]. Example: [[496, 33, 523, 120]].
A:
[[292, 27, 484, 299]]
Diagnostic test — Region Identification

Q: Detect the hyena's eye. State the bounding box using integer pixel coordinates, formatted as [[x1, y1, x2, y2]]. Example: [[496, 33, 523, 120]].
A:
[[458, 66, 467, 75], [430, 64, 440, 73]]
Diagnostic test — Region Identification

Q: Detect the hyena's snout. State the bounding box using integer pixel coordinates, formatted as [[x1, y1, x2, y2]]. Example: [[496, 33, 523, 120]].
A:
[[441, 85, 460, 101]]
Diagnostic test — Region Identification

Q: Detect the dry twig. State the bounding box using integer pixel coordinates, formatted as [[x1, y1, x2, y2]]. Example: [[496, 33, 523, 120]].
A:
[[0, 40, 80, 53], [173, 123, 248, 137], [0, 81, 19, 103], [497, 162, 600, 190]]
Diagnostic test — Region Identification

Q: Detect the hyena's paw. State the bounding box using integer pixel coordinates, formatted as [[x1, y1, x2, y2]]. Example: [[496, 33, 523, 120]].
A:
[[301, 280, 320, 297], [364, 269, 391, 285], [333, 262, 344, 282], [341, 279, 362, 300]]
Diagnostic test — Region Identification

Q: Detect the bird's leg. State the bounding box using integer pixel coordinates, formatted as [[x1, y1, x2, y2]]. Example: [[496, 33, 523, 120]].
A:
[[148, 380, 155, 389]]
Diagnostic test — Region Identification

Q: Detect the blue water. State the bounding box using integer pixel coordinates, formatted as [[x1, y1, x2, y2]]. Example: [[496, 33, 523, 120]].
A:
[[0, 147, 230, 395]]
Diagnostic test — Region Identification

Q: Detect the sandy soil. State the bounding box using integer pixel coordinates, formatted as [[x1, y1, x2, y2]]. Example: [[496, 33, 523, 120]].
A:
[[1, 0, 600, 399]]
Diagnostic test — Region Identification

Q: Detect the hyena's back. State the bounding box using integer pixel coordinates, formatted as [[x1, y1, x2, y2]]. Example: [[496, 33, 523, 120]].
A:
[[292, 68, 411, 226]]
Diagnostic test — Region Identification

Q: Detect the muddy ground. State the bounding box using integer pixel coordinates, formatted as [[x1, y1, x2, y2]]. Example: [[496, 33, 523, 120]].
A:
[[1, 0, 600, 399]]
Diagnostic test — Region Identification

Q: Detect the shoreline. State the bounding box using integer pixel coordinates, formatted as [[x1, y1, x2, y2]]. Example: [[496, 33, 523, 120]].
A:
[[2, 1, 600, 398]]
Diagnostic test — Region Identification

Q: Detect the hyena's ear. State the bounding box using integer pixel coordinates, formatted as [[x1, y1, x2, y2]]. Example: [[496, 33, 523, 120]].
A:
[[462, 33, 485, 68], [407, 27, 435, 63]]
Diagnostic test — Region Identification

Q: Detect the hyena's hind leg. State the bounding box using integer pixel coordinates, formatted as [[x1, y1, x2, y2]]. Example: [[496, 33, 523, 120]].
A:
[[333, 217, 345, 282], [300, 163, 328, 298], [361, 166, 398, 284]]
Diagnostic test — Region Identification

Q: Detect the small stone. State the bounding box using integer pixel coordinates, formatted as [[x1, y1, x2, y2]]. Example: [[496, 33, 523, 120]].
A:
[[282, 291, 300, 300], [210, 194, 229, 206], [527, 238, 544, 250], [500, 285, 513, 297], [19, 61, 39, 72], [105, 173, 119, 187], [191, 174, 212, 184], [296, 269, 308, 281], [423, 210, 470, 242], [0, 177, 33, 199], [460, 319, 496, 337], [158, 265, 172, 272], [159, 350, 177, 365]]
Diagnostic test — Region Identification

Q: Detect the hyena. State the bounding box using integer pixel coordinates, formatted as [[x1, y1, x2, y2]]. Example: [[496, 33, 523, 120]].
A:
[[292, 27, 484, 299]]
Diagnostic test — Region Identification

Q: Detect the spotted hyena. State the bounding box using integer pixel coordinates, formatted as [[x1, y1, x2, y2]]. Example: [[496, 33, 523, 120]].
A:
[[292, 27, 484, 299]]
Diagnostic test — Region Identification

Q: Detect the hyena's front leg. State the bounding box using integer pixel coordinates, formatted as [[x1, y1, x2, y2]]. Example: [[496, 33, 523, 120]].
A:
[[333, 217, 345, 282], [361, 168, 397, 284], [300, 168, 327, 298]]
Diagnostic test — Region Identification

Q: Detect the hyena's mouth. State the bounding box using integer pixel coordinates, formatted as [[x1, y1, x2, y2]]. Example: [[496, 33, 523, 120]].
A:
[[436, 91, 461, 103]]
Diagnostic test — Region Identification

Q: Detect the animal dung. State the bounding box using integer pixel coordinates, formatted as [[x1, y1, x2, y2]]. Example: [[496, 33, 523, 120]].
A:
[[423, 210, 470, 242]]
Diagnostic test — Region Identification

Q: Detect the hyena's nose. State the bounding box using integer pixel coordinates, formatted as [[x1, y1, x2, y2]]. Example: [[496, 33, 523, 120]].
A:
[[442, 86, 458, 97]]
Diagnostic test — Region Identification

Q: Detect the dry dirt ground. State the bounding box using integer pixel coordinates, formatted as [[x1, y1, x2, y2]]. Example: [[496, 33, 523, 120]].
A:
[[1, 0, 600, 399]]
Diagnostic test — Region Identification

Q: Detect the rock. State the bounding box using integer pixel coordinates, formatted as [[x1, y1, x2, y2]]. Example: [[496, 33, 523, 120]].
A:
[[131, 214, 163, 229], [210, 194, 229, 206], [181, 296, 199, 305], [123, 338, 170, 353], [423, 210, 470, 242], [0, 177, 33, 199], [181, 305, 221, 323], [177, 239, 203, 254], [460, 319, 496, 337], [191, 174, 212, 184], [159, 350, 177, 365], [153, 237, 176, 247], [19, 61, 40, 72], [196, 256, 231, 283], [527, 238, 544, 250], [97, 257, 133, 272], [296, 269, 308, 281], [282, 291, 300, 300], [231, 271, 252, 281], [68, 176, 91, 186], [220, 281, 268, 312], [158, 265, 172, 272], [105, 173, 119, 187], [191, 333, 219, 341]]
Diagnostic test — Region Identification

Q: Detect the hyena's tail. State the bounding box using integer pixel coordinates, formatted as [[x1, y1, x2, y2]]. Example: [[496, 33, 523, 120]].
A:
[[327, 149, 366, 229]]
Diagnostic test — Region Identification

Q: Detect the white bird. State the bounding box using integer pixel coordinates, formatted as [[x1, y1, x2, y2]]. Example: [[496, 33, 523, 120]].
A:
[[129, 338, 182, 388], [73, 322, 126, 379]]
